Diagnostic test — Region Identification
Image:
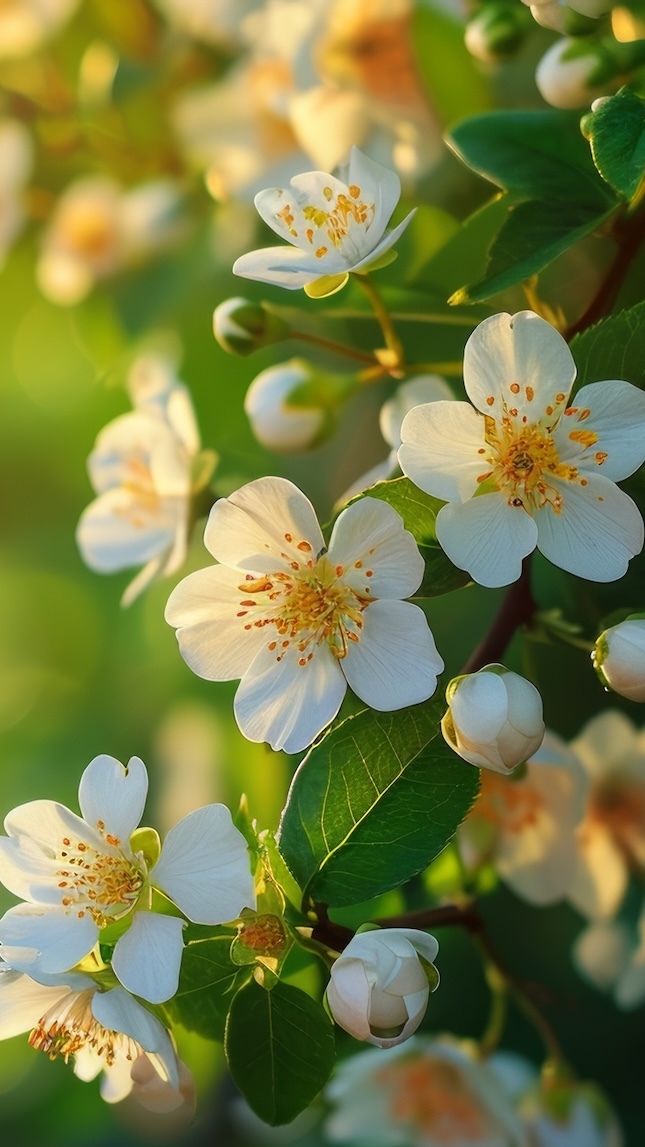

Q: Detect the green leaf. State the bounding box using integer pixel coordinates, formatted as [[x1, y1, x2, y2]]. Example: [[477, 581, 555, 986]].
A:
[[162, 930, 251, 1040], [446, 109, 618, 303], [570, 299, 645, 391], [278, 700, 479, 908], [225, 979, 336, 1125], [349, 477, 471, 597], [585, 87, 645, 202]]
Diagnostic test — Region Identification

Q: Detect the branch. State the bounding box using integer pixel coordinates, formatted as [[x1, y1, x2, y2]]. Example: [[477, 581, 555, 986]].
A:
[[461, 556, 536, 674]]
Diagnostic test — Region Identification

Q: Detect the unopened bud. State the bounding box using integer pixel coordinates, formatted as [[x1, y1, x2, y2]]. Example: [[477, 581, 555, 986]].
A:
[[213, 297, 291, 356], [593, 616, 645, 702], [442, 664, 545, 774], [465, 2, 531, 62], [536, 36, 645, 108], [244, 358, 355, 454]]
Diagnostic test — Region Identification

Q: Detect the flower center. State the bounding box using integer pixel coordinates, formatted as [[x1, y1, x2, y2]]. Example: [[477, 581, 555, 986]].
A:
[[62, 204, 118, 261], [56, 825, 144, 926], [237, 540, 373, 665], [475, 771, 543, 834], [278, 183, 375, 260], [377, 1057, 488, 1142], [29, 989, 139, 1067], [587, 779, 645, 857], [477, 412, 584, 514]]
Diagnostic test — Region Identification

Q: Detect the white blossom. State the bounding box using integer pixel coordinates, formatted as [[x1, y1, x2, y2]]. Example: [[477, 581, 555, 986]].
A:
[[77, 353, 206, 606], [399, 311, 645, 588], [0, 755, 255, 1003], [325, 929, 440, 1049], [574, 908, 645, 1011], [165, 475, 443, 754], [0, 962, 192, 1110], [442, 665, 545, 774], [233, 147, 416, 297]]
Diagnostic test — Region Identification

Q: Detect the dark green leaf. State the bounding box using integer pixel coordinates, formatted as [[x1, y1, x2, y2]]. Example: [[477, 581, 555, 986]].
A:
[[585, 87, 645, 201], [570, 299, 645, 391], [225, 979, 336, 1125], [445, 109, 618, 302], [278, 700, 479, 907], [162, 930, 251, 1040], [351, 477, 470, 596]]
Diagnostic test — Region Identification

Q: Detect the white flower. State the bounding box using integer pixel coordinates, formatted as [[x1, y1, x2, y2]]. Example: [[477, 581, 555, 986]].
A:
[[36, 177, 182, 305], [520, 1081, 624, 1147], [442, 665, 545, 774], [522, 0, 610, 32], [232, 147, 416, 297], [568, 711, 645, 919], [77, 353, 206, 606], [574, 908, 645, 1011], [244, 360, 328, 453], [0, 963, 191, 1109], [535, 39, 622, 109], [593, 618, 645, 703], [398, 311, 645, 588], [0, 0, 81, 58], [325, 929, 439, 1049], [458, 731, 587, 905], [165, 475, 443, 754], [325, 1035, 529, 1145], [0, 119, 33, 269], [0, 754, 255, 1003]]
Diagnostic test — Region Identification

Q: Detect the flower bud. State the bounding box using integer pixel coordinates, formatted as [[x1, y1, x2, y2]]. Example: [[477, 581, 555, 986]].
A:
[[324, 928, 439, 1049], [212, 297, 291, 356], [442, 664, 545, 774], [593, 617, 645, 702], [535, 38, 622, 108], [244, 358, 355, 454], [465, 2, 531, 63]]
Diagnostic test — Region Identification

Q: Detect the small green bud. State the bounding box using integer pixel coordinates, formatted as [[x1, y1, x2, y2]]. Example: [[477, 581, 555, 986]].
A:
[[213, 297, 291, 356], [130, 826, 161, 868]]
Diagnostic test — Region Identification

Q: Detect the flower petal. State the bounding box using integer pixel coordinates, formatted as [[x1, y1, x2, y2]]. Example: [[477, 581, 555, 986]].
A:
[[78, 755, 148, 847], [234, 640, 347, 753], [76, 488, 176, 573], [203, 476, 324, 572], [152, 804, 255, 925], [0, 800, 106, 901], [351, 210, 417, 272], [535, 473, 644, 581], [556, 378, 645, 482], [435, 495, 537, 588], [0, 903, 98, 973], [0, 968, 68, 1038], [569, 824, 627, 920], [327, 498, 424, 599], [87, 411, 173, 494], [380, 375, 453, 450], [233, 244, 327, 288], [111, 912, 185, 1004], [92, 985, 179, 1087], [254, 174, 350, 252], [325, 957, 372, 1041], [165, 565, 270, 681], [347, 146, 402, 234], [342, 600, 443, 710], [463, 311, 576, 423], [399, 401, 488, 503]]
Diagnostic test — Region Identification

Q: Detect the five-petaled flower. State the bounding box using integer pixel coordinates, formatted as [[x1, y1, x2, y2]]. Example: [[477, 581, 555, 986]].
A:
[[398, 310, 645, 588], [76, 352, 210, 606], [0, 755, 255, 1003], [165, 476, 443, 754], [0, 961, 192, 1109], [232, 146, 416, 298]]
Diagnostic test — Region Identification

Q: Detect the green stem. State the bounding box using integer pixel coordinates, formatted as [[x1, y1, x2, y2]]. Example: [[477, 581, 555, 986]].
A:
[[291, 328, 377, 365], [479, 963, 508, 1059], [357, 274, 406, 369]]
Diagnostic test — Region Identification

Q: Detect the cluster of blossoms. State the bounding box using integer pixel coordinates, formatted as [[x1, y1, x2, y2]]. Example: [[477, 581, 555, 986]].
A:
[[0, 753, 256, 1109]]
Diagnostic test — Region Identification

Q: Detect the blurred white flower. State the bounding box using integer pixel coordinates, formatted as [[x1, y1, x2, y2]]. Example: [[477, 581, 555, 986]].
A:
[[325, 929, 439, 1049], [593, 617, 645, 702], [0, 963, 193, 1110], [77, 353, 207, 606], [0, 0, 80, 58], [244, 359, 327, 452], [151, 0, 261, 46], [0, 119, 33, 269], [459, 731, 587, 905], [568, 710, 645, 919], [399, 311, 645, 588], [0, 754, 255, 1003], [522, 0, 611, 32], [36, 177, 182, 305], [325, 1035, 529, 1145], [165, 475, 443, 754], [535, 39, 622, 109], [233, 146, 415, 297], [442, 665, 545, 774], [574, 907, 645, 1010]]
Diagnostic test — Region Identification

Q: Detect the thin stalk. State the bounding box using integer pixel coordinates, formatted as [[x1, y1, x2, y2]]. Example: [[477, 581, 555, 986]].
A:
[[291, 328, 377, 365], [357, 274, 406, 368]]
